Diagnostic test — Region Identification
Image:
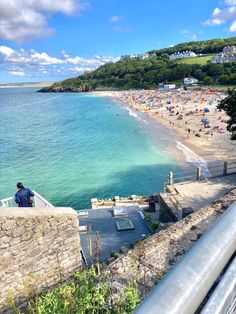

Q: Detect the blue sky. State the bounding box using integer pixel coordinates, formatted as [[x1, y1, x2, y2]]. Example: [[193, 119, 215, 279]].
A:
[[0, 0, 235, 82]]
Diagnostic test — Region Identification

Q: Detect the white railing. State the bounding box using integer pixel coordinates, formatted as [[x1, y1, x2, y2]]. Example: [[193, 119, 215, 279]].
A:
[[0, 191, 53, 208]]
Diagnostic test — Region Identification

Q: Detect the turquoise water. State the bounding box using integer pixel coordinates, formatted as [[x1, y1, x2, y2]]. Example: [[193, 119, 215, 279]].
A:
[[0, 87, 183, 209]]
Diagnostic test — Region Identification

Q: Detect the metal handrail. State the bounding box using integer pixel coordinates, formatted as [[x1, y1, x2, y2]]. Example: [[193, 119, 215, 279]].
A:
[[207, 164, 225, 169], [228, 161, 236, 165], [174, 174, 197, 180], [33, 191, 53, 208], [135, 201, 236, 314], [201, 255, 236, 314], [166, 160, 236, 188], [168, 192, 183, 210], [172, 169, 199, 176]]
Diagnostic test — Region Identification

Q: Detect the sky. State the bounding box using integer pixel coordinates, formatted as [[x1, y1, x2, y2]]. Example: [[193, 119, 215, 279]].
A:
[[0, 0, 235, 82]]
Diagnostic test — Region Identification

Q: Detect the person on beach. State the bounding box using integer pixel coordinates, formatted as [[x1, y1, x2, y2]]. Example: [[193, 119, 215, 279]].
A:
[[15, 182, 34, 207]]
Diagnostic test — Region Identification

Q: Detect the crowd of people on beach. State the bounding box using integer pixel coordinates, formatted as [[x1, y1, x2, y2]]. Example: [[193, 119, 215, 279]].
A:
[[103, 89, 228, 142]]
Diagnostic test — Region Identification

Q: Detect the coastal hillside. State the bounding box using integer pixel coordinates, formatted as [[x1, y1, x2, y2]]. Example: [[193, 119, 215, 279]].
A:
[[40, 37, 236, 92], [149, 37, 236, 55]]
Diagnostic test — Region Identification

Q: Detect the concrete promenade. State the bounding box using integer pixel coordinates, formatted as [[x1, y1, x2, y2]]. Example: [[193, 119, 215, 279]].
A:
[[173, 173, 236, 211]]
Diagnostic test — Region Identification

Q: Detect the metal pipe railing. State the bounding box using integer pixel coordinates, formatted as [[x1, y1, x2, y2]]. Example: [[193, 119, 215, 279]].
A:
[[201, 256, 236, 314], [135, 201, 236, 314], [166, 160, 236, 187]]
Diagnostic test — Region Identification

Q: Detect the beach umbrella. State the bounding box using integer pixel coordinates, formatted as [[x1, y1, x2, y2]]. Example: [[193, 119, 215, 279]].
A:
[[204, 108, 210, 113], [209, 89, 216, 93], [201, 118, 209, 126]]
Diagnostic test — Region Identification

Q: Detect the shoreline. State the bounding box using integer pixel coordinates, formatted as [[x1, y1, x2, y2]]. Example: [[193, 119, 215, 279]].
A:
[[0, 83, 52, 88], [90, 90, 236, 167]]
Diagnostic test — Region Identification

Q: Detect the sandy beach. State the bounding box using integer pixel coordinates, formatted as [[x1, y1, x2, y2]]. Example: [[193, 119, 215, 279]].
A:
[[91, 89, 236, 165]]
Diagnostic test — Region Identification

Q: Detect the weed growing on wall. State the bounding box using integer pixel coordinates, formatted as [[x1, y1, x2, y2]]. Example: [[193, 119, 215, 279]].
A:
[[13, 267, 141, 314]]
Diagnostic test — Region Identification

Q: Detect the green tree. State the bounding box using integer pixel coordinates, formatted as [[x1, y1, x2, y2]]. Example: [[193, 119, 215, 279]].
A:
[[218, 89, 236, 140], [219, 74, 229, 85], [194, 69, 206, 81], [160, 53, 170, 61], [203, 76, 214, 85], [208, 64, 224, 76]]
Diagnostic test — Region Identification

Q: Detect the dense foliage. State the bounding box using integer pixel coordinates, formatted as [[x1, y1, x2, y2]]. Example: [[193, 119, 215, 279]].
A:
[[218, 89, 236, 140], [12, 268, 140, 314], [41, 37, 236, 92], [149, 37, 236, 55]]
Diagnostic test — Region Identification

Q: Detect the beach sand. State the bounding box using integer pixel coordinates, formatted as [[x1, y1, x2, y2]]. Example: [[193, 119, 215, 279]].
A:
[[91, 90, 236, 165]]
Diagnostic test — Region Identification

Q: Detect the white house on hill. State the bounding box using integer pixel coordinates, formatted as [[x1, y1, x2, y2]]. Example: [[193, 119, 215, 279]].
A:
[[120, 52, 155, 61], [211, 46, 236, 64], [170, 51, 196, 60], [184, 77, 199, 85]]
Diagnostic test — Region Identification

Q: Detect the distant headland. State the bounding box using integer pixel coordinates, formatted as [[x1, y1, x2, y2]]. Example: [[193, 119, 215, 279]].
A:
[[0, 81, 53, 88], [39, 37, 236, 93]]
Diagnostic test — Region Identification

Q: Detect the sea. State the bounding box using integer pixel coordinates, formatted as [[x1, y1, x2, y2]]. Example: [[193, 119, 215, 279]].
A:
[[0, 87, 204, 209]]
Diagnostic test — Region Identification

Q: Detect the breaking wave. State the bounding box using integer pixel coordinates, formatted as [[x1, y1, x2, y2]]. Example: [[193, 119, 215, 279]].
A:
[[176, 141, 210, 177], [126, 107, 147, 124]]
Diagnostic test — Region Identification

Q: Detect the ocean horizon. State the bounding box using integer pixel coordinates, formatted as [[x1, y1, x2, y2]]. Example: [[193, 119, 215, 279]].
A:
[[0, 87, 198, 209]]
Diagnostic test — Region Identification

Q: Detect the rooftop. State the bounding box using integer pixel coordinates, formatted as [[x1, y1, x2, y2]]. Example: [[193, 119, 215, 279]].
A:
[[79, 205, 152, 264]]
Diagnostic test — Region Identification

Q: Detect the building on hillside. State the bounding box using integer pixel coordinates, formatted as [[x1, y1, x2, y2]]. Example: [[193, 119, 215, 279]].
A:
[[211, 46, 236, 63], [120, 55, 131, 61], [184, 77, 199, 85], [120, 52, 155, 61], [223, 46, 236, 54], [159, 84, 176, 91], [169, 51, 197, 60]]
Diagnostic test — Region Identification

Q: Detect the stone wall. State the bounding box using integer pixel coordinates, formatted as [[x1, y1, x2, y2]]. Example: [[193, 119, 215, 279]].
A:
[[105, 188, 236, 297], [0, 207, 82, 313]]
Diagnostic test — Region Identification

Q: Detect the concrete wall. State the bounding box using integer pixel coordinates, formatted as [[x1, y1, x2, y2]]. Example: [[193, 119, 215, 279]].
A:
[[0, 207, 82, 313]]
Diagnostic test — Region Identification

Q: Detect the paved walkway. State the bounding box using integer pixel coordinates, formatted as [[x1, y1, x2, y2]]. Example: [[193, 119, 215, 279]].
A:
[[173, 174, 236, 211]]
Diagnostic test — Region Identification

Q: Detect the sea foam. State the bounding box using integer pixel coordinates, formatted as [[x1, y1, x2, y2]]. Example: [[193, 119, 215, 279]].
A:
[[126, 107, 147, 124], [176, 141, 210, 177]]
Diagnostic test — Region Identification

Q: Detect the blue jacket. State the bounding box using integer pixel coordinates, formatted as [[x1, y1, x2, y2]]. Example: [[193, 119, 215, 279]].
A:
[[15, 188, 34, 207]]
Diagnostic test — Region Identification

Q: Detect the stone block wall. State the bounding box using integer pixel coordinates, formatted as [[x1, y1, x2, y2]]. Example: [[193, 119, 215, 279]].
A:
[[0, 207, 82, 313], [105, 188, 236, 297]]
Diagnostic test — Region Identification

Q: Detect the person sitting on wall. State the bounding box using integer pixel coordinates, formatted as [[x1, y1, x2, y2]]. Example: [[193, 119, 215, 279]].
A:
[[15, 182, 34, 207]]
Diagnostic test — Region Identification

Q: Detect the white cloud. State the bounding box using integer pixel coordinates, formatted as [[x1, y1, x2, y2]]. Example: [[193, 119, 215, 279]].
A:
[[0, 0, 89, 43], [224, 0, 236, 5], [181, 29, 190, 34], [113, 26, 132, 32], [0, 47, 63, 65], [0, 46, 15, 57], [230, 19, 236, 30], [10, 70, 26, 77], [61, 50, 70, 59], [109, 15, 123, 23], [0, 45, 119, 78], [180, 30, 198, 41], [205, 1, 236, 31], [70, 66, 93, 72]]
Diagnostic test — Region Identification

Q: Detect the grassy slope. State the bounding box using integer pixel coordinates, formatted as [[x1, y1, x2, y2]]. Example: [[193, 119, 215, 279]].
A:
[[197, 84, 236, 91], [176, 54, 215, 65]]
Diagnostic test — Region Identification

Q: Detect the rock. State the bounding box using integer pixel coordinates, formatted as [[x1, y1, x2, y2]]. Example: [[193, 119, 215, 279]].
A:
[[182, 207, 194, 218]]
